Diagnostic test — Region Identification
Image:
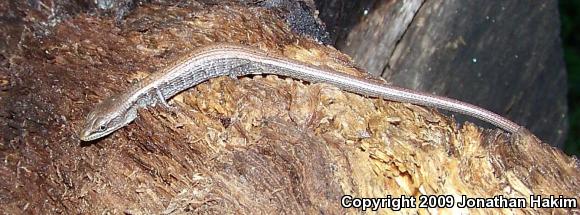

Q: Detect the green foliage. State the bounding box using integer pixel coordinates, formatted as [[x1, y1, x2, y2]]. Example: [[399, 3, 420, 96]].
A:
[[560, 0, 580, 155]]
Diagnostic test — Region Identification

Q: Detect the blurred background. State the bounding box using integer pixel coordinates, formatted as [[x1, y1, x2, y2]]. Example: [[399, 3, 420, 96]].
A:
[[561, 0, 580, 155]]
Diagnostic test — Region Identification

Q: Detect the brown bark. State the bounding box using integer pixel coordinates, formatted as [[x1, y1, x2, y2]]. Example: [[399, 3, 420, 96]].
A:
[[0, 1, 578, 214]]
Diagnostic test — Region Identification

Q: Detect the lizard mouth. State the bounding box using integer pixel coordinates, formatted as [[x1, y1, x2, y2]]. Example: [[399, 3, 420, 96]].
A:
[[79, 129, 97, 141]]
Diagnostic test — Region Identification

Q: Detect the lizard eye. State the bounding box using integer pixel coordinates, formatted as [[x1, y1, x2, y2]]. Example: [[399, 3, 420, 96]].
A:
[[98, 125, 107, 131]]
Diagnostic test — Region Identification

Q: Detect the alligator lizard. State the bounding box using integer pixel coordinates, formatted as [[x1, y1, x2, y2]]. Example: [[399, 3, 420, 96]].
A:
[[79, 44, 521, 141]]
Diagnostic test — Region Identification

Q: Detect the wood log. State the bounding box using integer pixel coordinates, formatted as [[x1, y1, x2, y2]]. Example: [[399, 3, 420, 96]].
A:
[[0, 1, 577, 214], [318, 0, 569, 148]]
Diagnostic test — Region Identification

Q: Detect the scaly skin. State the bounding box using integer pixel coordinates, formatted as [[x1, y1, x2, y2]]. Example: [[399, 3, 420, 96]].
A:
[[79, 44, 521, 141]]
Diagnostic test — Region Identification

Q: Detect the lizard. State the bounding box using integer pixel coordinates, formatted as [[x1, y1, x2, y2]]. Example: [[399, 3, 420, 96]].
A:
[[79, 44, 521, 141]]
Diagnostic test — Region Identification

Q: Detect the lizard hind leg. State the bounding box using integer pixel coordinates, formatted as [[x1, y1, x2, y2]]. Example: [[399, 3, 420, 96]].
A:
[[154, 87, 179, 112]]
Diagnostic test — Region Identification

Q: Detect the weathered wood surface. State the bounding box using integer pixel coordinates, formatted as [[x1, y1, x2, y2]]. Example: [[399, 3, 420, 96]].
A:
[[0, 1, 578, 214], [318, 0, 569, 148]]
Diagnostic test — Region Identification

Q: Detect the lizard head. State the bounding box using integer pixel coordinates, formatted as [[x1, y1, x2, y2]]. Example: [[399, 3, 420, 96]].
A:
[[79, 97, 138, 141]]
